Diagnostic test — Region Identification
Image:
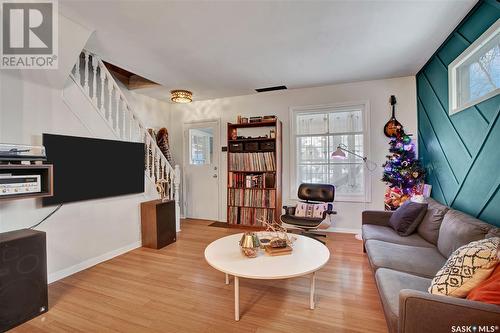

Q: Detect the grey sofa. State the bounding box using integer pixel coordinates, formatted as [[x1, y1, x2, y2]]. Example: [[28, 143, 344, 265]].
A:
[[362, 198, 500, 333]]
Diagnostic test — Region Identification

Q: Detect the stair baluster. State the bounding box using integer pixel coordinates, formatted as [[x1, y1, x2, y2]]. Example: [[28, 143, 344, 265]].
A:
[[114, 94, 120, 132], [83, 51, 90, 95], [91, 55, 98, 105]]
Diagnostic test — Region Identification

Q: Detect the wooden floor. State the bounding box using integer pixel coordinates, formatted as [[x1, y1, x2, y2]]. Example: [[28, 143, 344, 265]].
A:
[[13, 220, 388, 333]]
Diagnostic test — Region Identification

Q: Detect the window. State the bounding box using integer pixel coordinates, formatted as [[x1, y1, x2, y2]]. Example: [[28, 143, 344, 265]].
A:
[[449, 19, 500, 115], [189, 128, 213, 165], [291, 102, 370, 202]]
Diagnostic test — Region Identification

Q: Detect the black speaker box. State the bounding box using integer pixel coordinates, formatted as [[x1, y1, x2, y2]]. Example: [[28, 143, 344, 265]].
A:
[[0, 229, 48, 332]]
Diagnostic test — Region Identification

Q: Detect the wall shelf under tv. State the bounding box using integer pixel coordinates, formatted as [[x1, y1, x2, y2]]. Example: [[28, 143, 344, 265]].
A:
[[0, 164, 53, 202]]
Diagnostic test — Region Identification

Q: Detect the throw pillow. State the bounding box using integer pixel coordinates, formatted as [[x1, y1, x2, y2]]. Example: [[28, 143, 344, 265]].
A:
[[295, 203, 328, 218], [466, 263, 500, 305], [417, 198, 449, 245], [388, 200, 428, 236], [429, 237, 499, 297]]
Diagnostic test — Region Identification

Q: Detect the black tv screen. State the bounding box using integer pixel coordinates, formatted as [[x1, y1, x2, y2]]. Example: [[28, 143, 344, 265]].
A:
[[42, 133, 145, 206]]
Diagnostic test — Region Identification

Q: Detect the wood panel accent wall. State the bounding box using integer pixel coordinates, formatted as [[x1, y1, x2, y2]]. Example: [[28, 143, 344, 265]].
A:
[[417, 0, 500, 226]]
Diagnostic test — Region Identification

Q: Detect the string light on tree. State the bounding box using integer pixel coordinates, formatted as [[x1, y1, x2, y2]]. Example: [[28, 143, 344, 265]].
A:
[[382, 131, 426, 211]]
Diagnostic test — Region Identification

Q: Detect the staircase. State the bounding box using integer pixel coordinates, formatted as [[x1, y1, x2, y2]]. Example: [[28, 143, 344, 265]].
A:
[[69, 49, 181, 229]]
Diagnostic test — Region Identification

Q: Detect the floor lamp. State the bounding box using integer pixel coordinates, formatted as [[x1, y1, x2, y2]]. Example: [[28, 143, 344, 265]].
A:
[[331, 143, 378, 241]]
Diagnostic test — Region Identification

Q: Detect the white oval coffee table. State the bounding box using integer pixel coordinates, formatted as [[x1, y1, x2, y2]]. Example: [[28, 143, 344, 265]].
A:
[[204, 233, 330, 321]]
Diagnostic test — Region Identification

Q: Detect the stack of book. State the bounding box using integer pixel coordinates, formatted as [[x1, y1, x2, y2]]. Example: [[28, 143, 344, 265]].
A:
[[229, 152, 275, 171], [228, 173, 276, 188], [228, 189, 276, 208], [228, 207, 274, 226]]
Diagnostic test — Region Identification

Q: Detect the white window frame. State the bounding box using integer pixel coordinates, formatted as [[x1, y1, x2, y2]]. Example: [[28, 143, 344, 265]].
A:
[[289, 101, 371, 203], [448, 18, 500, 115]]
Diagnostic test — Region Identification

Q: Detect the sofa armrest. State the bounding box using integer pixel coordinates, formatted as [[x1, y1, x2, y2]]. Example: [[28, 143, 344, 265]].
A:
[[362, 210, 393, 226], [399, 289, 500, 333]]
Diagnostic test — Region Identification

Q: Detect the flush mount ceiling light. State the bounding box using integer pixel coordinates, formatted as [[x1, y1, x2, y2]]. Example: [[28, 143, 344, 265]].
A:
[[170, 90, 192, 103]]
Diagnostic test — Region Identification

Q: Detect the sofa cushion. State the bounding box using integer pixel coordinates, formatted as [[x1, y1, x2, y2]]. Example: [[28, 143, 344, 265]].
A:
[[362, 224, 435, 248], [295, 202, 328, 218], [429, 237, 499, 297], [467, 263, 500, 305], [486, 227, 500, 239], [375, 268, 431, 333], [365, 240, 446, 278], [417, 198, 449, 245], [437, 209, 494, 258], [388, 201, 428, 236]]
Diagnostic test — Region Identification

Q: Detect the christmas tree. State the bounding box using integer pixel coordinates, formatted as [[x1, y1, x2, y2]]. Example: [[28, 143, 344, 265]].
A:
[[382, 131, 426, 210]]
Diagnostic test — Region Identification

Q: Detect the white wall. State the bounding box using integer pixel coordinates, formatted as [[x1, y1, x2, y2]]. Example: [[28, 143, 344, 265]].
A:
[[170, 76, 417, 232], [0, 16, 157, 283], [113, 79, 172, 132]]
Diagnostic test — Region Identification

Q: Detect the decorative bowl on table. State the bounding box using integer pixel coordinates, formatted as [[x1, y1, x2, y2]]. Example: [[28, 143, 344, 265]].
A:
[[239, 232, 261, 258]]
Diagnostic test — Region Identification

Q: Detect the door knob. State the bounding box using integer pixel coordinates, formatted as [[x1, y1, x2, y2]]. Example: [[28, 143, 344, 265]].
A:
[[213, 174, 218, 178]]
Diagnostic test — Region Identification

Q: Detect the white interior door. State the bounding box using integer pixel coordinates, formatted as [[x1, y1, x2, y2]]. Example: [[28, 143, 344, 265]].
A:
[[183, 121, 219, 220]]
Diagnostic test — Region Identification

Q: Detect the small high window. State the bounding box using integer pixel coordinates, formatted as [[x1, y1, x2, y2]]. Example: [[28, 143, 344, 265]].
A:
[[449, 19, 500, 115]]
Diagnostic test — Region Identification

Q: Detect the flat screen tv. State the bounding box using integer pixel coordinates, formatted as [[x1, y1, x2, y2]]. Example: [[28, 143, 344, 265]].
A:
[[42, 133, 145, 206]]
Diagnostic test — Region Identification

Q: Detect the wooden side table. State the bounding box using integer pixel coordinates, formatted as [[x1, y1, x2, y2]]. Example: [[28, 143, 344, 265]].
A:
[[140, 199, 176, 249]]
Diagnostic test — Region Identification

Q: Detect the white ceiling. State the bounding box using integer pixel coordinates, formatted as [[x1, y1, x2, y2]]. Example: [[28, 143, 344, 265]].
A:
[[60, 0, 476, 102]]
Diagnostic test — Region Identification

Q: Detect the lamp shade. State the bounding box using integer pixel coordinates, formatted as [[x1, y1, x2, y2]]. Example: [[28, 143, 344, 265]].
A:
[[331, 146, 347, 159]]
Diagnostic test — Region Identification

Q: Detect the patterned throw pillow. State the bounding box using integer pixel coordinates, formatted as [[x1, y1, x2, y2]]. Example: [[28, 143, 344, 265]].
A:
[[295, 203, 328, 218], [428, 237, 499, 297]]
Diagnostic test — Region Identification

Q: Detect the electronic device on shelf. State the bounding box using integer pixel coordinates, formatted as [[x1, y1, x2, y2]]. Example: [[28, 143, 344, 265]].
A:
[[0, 143, 46, 162], [262, 115, 276, 122], [249, 116, 263, 123], [0, 174, 41, 196]]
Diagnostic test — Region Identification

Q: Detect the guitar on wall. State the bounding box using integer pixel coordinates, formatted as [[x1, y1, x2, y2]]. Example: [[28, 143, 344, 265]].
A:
[[383, 95, 403, 138]]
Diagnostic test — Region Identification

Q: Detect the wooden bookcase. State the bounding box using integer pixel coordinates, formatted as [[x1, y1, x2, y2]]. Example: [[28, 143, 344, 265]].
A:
[[227, 119, 282, 228]]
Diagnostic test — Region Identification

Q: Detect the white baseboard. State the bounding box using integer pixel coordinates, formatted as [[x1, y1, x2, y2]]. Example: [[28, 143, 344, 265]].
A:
[[325, 227, 361, 234], [48, 240, 141, 283]]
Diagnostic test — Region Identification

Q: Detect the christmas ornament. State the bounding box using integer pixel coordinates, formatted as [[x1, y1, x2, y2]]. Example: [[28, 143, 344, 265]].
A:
[[382, 129, 426, 211]]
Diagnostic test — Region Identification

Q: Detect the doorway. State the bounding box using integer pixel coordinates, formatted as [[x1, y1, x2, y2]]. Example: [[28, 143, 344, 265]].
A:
[[183, 120, 220, 220]]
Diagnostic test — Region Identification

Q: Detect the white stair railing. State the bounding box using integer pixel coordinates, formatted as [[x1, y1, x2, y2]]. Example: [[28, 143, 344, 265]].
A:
[[69, 50, 181, 229]]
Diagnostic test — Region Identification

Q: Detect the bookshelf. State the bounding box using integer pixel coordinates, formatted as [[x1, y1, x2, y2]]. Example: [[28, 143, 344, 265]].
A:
[[227, 119, 282, 228]]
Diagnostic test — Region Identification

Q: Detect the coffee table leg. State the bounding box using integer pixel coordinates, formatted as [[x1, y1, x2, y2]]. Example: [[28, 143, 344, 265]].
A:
[[310, 272, 316, 310], [225, 273, 229, 285], [234, 276, 240, 321]]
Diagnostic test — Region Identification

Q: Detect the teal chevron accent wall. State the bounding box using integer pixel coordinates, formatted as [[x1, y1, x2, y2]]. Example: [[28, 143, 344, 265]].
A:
[[417, 0, 500, 226]]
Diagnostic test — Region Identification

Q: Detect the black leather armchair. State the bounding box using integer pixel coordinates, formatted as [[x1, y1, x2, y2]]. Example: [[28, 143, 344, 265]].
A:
[[281, 183, 336, 243]]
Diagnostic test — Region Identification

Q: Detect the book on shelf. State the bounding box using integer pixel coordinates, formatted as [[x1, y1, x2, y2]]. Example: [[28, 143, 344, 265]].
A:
[[228, 188, 276, 208], [229, 152, 275, 171], [228, 207, 274, 226], [228, 172, 275, 188]]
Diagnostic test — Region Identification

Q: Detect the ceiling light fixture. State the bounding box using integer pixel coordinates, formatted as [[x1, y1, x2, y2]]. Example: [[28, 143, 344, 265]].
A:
[[170, 90, 192, 103]]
